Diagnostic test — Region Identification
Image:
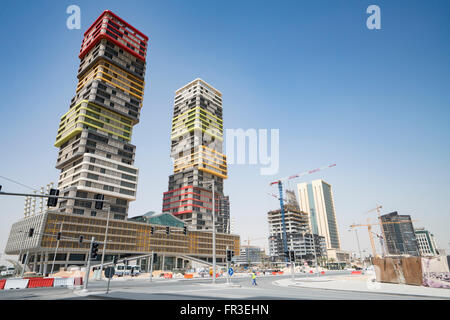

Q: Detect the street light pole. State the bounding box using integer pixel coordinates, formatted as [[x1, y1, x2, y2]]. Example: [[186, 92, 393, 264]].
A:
[[99, 204, 112, 279], [83, 237, 95, 292], [50, 222, 64, 275], [200, 179, 216, 284], [212, 179, 216, 285]]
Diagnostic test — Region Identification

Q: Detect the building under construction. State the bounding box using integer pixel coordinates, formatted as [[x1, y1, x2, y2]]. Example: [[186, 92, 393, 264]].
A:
[[267, 191, 327, 264], [381, 212, 420, 256]]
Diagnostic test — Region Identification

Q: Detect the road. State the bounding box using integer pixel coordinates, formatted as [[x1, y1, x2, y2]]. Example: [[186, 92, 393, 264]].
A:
[[0, 271, 445, 300]]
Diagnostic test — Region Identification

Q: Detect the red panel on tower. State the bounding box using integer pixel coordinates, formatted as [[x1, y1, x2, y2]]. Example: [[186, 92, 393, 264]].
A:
[[79, 10, 148, 61]]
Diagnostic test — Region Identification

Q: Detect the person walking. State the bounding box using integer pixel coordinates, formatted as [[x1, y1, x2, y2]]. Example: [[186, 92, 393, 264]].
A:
[[251, 271, 258, 286]]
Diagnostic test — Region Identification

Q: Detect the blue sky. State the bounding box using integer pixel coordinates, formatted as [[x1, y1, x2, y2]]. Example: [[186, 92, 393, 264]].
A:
[[0, 0, 449, 259]]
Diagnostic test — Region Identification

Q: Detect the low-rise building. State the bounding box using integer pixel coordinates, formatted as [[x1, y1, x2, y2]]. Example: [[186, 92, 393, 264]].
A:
[[4, 210, 240, 275], [415, 228, 439, 256]]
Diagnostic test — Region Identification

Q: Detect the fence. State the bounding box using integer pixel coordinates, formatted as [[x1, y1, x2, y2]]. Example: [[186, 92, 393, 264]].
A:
[[372, 256, 450, 287]]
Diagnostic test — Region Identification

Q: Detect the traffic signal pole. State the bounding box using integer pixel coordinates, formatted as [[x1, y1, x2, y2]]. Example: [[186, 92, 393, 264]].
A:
[[83, 237, 95, 292]]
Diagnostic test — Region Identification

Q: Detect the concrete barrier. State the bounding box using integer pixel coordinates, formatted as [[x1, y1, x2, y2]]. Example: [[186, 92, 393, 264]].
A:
[[4, 279, 29, 290], [73, 277, 83, 286], [0, 279, 6, 290], [27, 278, 54, 288], [54, 277, 75, 288]]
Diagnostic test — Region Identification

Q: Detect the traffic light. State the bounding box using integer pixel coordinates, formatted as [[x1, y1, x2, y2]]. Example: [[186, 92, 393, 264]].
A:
[[90, 242, 99, 259], [79, 235, 84, 244], [56, 232, 62, 241], [183, 226, 187, 235], [290, 251, 295, 262], [113, 256, 118, 265], [28, 228, 34, 237], [166, 226, 170, 235], [94, 194, 104, 210], [21, 253, 27, 264], [226, 250, 233, 262], [284, 251, 289, 259], [0, 185, 2, 191], [150, 227, 154, 235], [47, 189, 59, 207], [153, 253, 157, 262]]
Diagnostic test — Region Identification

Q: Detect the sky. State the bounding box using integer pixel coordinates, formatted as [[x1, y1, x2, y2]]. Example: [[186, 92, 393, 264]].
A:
[[0, 0, 449, 263]]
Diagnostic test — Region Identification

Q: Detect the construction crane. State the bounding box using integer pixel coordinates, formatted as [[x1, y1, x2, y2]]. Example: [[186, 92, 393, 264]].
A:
[[350, 219, 419, 258], [366, 205, 385, 255], [269, 163, 336, 264], [242, 237, 267, 266]]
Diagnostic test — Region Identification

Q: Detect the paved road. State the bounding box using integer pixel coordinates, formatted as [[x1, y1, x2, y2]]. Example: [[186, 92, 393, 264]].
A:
[[0, 272, 444, 300]]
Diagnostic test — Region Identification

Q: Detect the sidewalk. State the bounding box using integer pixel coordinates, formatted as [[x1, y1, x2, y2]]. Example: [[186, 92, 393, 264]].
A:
[[274, 275, 450, 299]]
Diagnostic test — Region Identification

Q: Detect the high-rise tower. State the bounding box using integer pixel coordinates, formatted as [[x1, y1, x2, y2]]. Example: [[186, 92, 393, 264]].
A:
[[162, 79, 229, 232], [297, 180, 341, 252], [54, 10, 148, 219]]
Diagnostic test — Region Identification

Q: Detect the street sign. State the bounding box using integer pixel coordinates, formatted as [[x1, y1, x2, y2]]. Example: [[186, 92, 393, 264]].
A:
[[228, 267, 234, 276], [105, 266, 115, 279]]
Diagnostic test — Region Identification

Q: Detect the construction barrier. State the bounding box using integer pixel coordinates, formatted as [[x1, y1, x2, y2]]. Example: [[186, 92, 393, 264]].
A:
[[27, 278, 54, 288], [73, 277, 83, 286], [277, 271, 283, 275], [4, 279, 29, 290], [164, 273, 173, 279], [53, 277, 75, 288], [272, 272, 277, 275], [321, 271, 325, 275], [309, 270, 314, 274], [24, 277, 44, 280], [184, 274, 193, 279], [351, 270, 362, 275], [0, 279, 6, 290]]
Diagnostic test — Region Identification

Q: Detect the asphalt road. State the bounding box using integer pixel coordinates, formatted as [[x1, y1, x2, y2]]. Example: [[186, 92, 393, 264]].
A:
[[0, 271, 444, 300]]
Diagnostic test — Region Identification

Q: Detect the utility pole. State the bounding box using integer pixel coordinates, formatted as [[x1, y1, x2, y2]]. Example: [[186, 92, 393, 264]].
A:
[[83, 237, 95, 292]]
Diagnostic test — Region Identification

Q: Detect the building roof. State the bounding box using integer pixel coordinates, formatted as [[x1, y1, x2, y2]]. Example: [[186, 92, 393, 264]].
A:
[[128, 212, 185, 228]]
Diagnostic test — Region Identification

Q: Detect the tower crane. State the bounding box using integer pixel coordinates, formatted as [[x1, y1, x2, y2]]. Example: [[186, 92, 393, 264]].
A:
[[242, 237, 267, 266], [366, 205, 385, 255], [269, 163, 336, 264], [349, 219, 419, 258]]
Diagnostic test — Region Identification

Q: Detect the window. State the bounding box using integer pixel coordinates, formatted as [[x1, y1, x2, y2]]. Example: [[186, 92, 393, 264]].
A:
[[73, 208, 84, 215]]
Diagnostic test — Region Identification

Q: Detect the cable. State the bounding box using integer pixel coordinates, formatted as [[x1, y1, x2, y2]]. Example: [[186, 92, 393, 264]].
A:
[[0, 175, 39, 192]]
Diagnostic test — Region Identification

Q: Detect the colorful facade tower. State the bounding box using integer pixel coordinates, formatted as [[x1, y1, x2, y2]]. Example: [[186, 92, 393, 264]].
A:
[[54, 10, 148, 219], [162, 79, 230, 233]]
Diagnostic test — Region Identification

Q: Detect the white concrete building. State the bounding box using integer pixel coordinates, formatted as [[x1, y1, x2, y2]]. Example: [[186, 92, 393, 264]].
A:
[[297, 179, 341, 255]]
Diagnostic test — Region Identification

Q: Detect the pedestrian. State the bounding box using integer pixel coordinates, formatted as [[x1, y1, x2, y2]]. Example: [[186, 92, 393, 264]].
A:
[[251, 271, 257, 286]]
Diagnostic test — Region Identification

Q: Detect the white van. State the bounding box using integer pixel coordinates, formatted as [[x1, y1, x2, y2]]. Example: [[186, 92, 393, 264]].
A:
[[115, 265, 141, 276], [1, 267, 15, 277]]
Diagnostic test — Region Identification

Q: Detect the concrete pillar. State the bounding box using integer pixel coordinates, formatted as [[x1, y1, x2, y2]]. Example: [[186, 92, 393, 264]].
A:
[[39, 252, 44, 274], [65, 252, 70, 268], [175, 256, 178, 269], [182, 259, 185, 269], [33, 253, 38, 272], [43, 253, 48, 276], [161, 254, 165, 270]]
